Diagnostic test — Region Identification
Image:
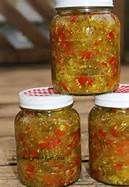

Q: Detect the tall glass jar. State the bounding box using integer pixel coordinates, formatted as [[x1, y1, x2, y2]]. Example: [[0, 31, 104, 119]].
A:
[[51, 0, 120, 95], [89, 85, 129, 185], [15, 87, 81, 187]]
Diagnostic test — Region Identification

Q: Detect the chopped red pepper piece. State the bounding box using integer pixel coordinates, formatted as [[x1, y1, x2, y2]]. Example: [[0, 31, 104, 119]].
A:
[[54, 128, 65, 137], [74, 156, 81, 167], [110, 126, 119, 137], [38, 137, 61, 150], [20, 149, 29, 158], [65, 167, 78, 184], [68, 129, 80, 150], [53, 25, 75, 56], [70, 15, 78, 22], [115, 140, 129, 156], [105, 139, 113, 146], [60, 41, 72, 53], [19, 148, 39, 159], [108, 56, 118, 66], [77, 75, 93, 86], [16, 133, 26, 144], [113, 163, 123, 171], [49, 160, 65, 170], [97, 129, 106, 138], [107, 31, 115, 41], [43, 174, 63, 186], [93, 40, 101, 47], [81, 51, 93, 60], [56, 27, 67, 41], [116, 146, 125, 156], [30, 149, 39, 158], [25, 163, 35, 179], [59, 82, 69, 91], [55, 27, 72, 51]]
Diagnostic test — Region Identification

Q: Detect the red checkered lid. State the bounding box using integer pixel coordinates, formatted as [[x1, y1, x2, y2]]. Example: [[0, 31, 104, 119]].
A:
[[19, 87, 73, 110], [95, 84, 129, 108]]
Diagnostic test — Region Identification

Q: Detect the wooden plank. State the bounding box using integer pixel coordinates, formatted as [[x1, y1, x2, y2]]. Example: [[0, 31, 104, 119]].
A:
[[0, 137, 16, 166], [0, 104, 19, 118], [0, 118, 15, 137], [0, 34, 15, 49], [15, 48, 50, 63], [0, 163, 114, 187], [0, 0, 49, 47], [0, 70, 51, 104], [26, 0, 54, 21], [0, 48, 50, 64], [0, 66, 51, 88]]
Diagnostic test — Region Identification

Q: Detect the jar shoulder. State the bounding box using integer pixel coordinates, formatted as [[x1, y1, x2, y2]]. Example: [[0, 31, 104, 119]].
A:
[[51, 11, 120, 31], [89, 106, 129, 119], [15, 110, 23, 123], [15, 108, 80, 124], [52, 10, 120, 20]]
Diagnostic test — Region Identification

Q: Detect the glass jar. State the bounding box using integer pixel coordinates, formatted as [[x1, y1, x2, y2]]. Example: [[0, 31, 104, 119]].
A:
[[89, 85, 129, 185], [50, 0, 120, 95], [15, 87, 81, 187]]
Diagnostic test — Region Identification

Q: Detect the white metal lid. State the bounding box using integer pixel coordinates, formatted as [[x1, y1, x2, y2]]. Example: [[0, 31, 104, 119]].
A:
[[55, 0, 113, 8], [19, 87, 73, 110], [95, 84, 129, 108]]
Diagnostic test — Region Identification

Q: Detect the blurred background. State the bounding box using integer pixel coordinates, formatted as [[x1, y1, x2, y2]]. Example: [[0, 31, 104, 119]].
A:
[[0, 0, 127, 65]]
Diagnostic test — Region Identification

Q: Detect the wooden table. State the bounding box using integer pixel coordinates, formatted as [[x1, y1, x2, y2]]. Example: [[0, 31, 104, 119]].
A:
[[0, 65, 128, 187]]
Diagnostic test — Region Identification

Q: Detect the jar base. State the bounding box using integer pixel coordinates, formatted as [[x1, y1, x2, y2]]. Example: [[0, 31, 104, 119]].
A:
[[18, 174, 81, 187], [90, 174, 129, 186], [53, 88, 118, 96]]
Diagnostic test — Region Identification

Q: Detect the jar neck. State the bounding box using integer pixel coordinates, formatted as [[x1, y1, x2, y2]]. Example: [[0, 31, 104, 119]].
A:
[[56, 7, 112, 15], [95, 105, 129, 111]]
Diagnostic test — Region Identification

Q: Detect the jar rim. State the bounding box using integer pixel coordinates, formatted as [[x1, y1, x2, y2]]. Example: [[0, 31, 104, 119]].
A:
[[18, 87, 73, 110], [95, 84, 129, 109]]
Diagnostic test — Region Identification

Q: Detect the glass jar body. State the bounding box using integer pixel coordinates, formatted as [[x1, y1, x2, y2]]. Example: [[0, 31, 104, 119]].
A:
[[15, 106, 81, 187], [89, 105, 129, 185], [51, 8, 120, 95]]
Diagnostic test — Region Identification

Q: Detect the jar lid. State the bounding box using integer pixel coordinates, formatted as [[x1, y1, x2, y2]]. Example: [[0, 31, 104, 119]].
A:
[[19, 87, 73, 110], [95, 85, 129, 108], [55, 0, 113, 8]]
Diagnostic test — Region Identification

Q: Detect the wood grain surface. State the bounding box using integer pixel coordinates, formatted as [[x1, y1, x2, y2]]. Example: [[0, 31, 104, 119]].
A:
[[0, 65, 128, 186]]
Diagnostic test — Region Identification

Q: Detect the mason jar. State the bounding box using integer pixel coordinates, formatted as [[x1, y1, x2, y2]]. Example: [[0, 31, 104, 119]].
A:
[[50, 0, 120, 95], [15, 87, 81, 187], [89, 85, 129, 185]]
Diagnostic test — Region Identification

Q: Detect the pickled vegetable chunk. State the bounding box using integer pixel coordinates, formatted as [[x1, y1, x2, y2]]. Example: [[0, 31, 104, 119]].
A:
[[15, 108, 81, 187], [51, 11, 120, 95], [89, 106, 129, 185]]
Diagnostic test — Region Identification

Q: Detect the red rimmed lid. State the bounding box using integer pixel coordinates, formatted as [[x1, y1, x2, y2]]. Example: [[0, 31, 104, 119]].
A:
[[23, 87, 55, 96], [95, 84, 129, 108], [19, 87, 73, 110], [115, 85, 129, 93]]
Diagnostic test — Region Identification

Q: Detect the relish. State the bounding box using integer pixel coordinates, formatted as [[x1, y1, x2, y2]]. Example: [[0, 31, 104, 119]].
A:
[[89, 105, 129, 185], [15, 88, 81, 187], [51, 9, 120, 95]]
